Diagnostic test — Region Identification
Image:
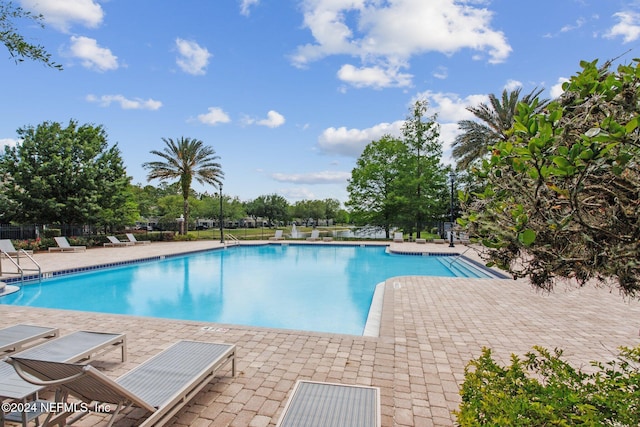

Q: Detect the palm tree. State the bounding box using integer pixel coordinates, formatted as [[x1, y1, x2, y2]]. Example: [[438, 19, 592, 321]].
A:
[[452, 88, 548, 170], [143, 137, 223, 233]]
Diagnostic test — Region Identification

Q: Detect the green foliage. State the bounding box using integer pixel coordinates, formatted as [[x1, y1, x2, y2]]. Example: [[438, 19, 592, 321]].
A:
[[143, 137, 223, 234], [347, 101, 449, 238], [452, 88, 549, 170], [455, 345, 640, 426], [0, 120, 136, 227], [42, 229, 60, 238], [173, 232, 198, 241], [346, 135, 406, 237], [460, 59, 640, 296], [245, 194, 290, 225], [0, 1, 61, 68]]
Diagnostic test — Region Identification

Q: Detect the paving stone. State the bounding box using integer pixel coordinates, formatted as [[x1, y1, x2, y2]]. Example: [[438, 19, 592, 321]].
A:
[[2, 241, 639, 426]]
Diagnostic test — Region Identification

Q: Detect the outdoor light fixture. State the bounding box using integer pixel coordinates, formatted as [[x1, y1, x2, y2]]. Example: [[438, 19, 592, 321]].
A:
[[219, 183, 225, 244], [449, 171, 456, 248]]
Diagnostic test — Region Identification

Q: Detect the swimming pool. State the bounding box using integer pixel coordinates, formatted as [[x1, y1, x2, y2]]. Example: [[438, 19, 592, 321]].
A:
[[1, 245, 493, 335]]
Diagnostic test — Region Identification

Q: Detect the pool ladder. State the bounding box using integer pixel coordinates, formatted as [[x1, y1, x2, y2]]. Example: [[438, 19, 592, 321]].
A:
[[224, 234, 240, 246], [0, 249, 42, 282]]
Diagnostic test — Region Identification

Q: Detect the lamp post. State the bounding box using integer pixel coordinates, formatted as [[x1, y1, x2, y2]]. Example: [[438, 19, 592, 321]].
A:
[[449, 171, 456, 248], [219, 183, 225, 244]]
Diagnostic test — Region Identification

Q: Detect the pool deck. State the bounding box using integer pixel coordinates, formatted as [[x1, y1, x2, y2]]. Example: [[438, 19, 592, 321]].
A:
[[2, 240, 640, 426]]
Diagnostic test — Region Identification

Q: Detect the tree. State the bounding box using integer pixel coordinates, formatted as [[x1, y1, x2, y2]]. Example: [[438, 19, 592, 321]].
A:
[[142, 137, 223, 234], [459, 59, 640, 297], [0, 1, 61, 68], [0, 120, 135, 227], [399, 100, 449, 237], [452, 88, 548, 170], [347, 135, 405, 238], [245, 194, 289, 226]]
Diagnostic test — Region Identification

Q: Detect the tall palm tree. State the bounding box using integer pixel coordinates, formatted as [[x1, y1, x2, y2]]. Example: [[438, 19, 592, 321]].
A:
[[143, 137, 223, 233], [452, 88, 548, 170]]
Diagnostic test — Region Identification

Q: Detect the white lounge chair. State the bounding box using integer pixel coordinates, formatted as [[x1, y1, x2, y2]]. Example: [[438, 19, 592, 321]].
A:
[[0, 324, 59, 354], [0, 239, 33, 258], [306, 230, 320, 241], [0, 331, 126, 425], [277, 381, 380, 427], [7, 340, 235, 427], [49, 236, 86, 252], [393, 232, 404, 243], [269, 230, 284, 241], [126, 233, 151, 245], [103, 235, 134, 247]]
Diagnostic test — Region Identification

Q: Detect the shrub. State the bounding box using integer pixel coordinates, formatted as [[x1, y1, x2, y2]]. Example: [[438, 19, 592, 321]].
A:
[[173, 232, 197, 241], [42, 229, 61, 238], [455, 345, 640, 426]]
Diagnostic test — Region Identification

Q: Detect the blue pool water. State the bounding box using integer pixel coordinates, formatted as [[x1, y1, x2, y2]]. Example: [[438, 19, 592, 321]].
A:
[[1, 245, 491, 335]]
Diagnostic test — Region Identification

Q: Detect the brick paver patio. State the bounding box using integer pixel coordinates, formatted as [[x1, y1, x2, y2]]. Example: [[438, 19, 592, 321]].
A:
[[1, 241, 639, 426]]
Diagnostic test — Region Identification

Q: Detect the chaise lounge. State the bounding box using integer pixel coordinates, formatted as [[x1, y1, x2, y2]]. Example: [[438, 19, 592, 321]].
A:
[[269, 230, 284, 241], [0, 330, 126, 426], [104, 235, 134, 247], [126, 233, 151, 245], [49, 236, 86, 252], [0, 324, 59, 354], [7, 340, 236, 427], [0, 240, 34, 258]]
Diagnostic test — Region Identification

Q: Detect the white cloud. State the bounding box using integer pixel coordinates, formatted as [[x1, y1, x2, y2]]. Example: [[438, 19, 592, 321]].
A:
[[86, 94, 162, 110], [504, 79, 522, 91], [318, 121, 405, 157], [271, 171, 351, 184], [197, 107, 231, 125], [69, 36, 118, 72], [258, 110, 286, 128], [414, 91, 487, 122], [551, 77, 570, 99], [0, 138, 20, 149], [278, 188, 317, 200], [337, 64, 412, 88], [561, 17, 586, 33], [240, 0, 259, 16], [21, 0, 104, 32], [175, 38, 211, 75], [433, 66, 448, 80], [292, 0, 511, 88], [605, 11, 640, 43]]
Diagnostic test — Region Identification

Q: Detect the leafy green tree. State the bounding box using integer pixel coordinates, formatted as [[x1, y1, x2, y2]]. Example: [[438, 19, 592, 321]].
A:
[[399, 100, 449, 237], [0, 1, 61, 68], [245, 194, 289, 226], [200, 194, 245, 225], [143, 137, 223, 234], [322, 198, 341, 223], [459, 59, 640, 297], [0, 120, 135, 227], [347, 135, 405, 238], [452, 88, 548, 170]]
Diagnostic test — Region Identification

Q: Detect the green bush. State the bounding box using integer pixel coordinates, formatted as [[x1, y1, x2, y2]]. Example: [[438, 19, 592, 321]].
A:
[[42, 228, 61, 238], [455, 345, 640, 426], [173, 232, 197, 241]]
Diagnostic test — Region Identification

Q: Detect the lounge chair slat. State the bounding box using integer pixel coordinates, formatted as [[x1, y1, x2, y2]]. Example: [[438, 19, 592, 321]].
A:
[[118, 341, 234, 407], [277, 381, 380, 427], [0, 324, 59, 353], [7, 340, 235, 426], [0, 331, 126, 400]]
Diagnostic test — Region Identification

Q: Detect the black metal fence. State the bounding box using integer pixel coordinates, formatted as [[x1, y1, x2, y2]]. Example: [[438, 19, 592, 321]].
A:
[[0, 224, 98, 240]]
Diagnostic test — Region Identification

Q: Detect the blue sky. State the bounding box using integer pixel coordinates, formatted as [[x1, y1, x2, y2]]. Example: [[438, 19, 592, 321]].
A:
[[2, 0, 640, 204]]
